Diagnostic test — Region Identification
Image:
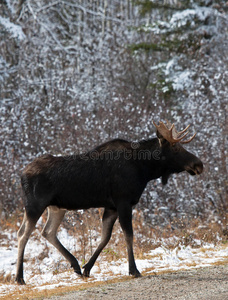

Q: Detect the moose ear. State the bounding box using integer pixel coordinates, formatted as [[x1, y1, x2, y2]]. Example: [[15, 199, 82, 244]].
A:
[[156, 130, 167, 146]]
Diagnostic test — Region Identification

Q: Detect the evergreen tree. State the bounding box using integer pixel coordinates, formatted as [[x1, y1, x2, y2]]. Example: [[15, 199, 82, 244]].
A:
[[131, 0, 227, 94]]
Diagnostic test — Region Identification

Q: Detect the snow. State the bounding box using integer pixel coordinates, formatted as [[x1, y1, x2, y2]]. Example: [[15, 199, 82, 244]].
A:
[[170, 7, 213, 27], [0, 17, 25, 41], [140, 6, 214, 33], [172, 70, 193, 91], [0, 228, 227, 297]]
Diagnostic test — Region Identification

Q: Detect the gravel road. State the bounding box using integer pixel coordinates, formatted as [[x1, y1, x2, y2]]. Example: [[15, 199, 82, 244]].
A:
[[46, 264, 228, 300]]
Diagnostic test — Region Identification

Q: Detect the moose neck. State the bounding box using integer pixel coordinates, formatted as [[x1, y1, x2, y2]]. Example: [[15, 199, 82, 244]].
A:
[[134, 138, 165, 183]]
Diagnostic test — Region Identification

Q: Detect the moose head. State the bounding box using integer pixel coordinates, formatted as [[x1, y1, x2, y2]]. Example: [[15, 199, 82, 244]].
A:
[[153, 120, 203, 184]]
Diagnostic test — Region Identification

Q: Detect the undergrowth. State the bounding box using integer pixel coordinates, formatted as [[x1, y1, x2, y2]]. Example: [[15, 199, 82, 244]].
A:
[[1, 207, 228, 253], [0, 207, 227, 286]]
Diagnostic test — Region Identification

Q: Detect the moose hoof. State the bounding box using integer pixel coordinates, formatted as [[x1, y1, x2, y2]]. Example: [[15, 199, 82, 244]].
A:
[[82, 265, 90, 277], [133, 272, 142, 278], [130, 270, 142, 278], [16, 277, 26, 285], [74, 269, 82, 277]]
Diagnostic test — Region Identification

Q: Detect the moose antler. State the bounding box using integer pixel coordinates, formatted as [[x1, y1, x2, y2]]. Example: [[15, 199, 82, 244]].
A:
[[153, 120, 196, 144]]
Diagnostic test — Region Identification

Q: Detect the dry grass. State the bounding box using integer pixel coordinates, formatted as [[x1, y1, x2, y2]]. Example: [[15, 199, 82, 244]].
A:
[[0, 272, 14, 284], [1, 208, 228, 264]]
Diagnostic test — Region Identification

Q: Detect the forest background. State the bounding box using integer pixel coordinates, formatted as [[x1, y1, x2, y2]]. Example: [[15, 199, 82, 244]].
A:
[[0, 0, 227, 243]]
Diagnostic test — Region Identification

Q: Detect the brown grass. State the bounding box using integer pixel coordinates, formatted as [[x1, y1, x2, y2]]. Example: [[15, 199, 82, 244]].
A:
[[1, 208, 228, 266], [1, 208, 228, 247]]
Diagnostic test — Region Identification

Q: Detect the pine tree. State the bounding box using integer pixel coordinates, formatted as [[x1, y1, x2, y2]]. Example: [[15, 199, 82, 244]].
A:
[[131, 0, 227, 94]]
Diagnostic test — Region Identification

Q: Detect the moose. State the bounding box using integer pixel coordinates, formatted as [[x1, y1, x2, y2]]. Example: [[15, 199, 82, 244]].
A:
[[16, 120, 203, 284]]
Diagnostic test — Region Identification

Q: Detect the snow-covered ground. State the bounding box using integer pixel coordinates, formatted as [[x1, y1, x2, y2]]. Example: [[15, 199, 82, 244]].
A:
[[0, 227, 227, 298]]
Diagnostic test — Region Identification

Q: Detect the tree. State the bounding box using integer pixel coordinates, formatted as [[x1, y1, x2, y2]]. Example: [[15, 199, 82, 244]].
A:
[[0, 0, 227, 230]]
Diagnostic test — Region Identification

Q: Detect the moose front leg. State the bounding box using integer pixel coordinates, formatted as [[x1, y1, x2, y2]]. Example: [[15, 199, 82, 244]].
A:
[[117, 203, 141, 277]]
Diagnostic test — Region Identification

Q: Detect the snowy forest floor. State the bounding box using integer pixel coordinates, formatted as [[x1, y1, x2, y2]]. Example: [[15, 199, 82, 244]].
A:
[[0, 212, 227, 300]]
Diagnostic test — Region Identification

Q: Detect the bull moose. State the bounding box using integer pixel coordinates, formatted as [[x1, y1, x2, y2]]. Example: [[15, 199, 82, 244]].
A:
[[16, 120, 203, 284]]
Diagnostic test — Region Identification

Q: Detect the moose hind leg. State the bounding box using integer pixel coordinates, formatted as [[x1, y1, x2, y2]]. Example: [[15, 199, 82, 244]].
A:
[[41, 206, 82, 275], [16, 212, 40, 285], [83, 208, 118, 277]]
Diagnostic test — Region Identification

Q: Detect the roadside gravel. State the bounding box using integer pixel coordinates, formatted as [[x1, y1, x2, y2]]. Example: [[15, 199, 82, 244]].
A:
[[45, 264, 228, 300]]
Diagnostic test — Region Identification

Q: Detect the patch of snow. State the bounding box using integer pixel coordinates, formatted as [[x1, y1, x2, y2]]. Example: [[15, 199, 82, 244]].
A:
[[170, 7, 213, 28], [5, 0, 15, 14], [172, 70, 193, 91], [0, 17, 25, 41]]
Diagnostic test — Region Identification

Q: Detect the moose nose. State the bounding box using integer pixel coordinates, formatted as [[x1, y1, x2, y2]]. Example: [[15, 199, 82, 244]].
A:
[[186, 159, 203, 175], [191, 159, 203, 175], [194, 161, 203, 174]]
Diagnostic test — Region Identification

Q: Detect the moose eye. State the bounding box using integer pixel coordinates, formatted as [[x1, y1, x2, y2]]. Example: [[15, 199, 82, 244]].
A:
[[172, 145, 179, 153]]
